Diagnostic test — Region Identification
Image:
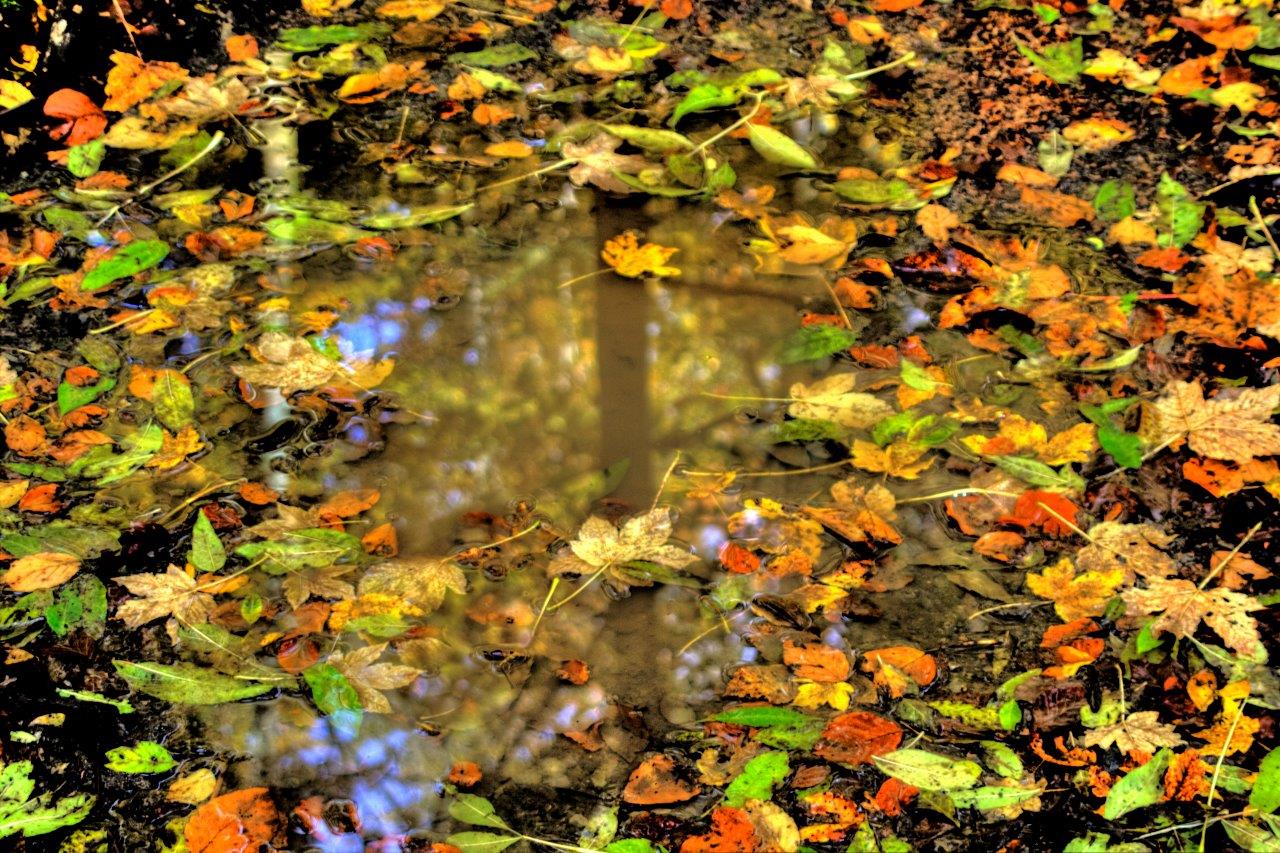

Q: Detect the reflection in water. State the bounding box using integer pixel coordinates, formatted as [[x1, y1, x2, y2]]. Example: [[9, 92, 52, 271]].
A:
[[200, 196, 821, 842]]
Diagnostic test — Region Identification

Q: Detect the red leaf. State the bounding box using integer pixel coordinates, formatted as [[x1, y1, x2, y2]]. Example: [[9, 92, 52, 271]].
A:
[[43, 89, 106, 146], [813, 711, 902, 766], [184, 787, 280, 853]]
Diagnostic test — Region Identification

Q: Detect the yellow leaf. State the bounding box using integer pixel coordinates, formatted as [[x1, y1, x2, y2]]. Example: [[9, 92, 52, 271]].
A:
[[166, 769, 219, 804], [1062, 118, 1136, 152], [484, 140, 534, 158], [582, 46, 634, 75], [0, 80, 34, 110], [102, 52, 188, 113], [850, 439, 934, 479], [2, 552, 81, 592], [303, 0, 357, 15], [1196, 714, 1260, 756], [793, 680, 853, 711], [1026, 558, 1123, 622], [0, 480, 29, 509], [1211, 82, 1265, 114], [376, 0, 448, 20], [602, 231, 680, 278]]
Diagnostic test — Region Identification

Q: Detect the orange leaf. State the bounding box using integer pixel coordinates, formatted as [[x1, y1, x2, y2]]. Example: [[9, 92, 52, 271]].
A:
[[1041, 617, 1099, 648], [783, 640, 851, 683], [1183, 458, 1245, 497], [102, 51, 188, 112], [1000, 490, 1080, 536], [238, 482, 279, 506], [43, 89, 106, 146], [556, 659, 590, 685], [226, 34, 260, 61], [868, 777, 918, 816], [974, 531, 1025, 562], [872, 0, 923, 9], [318, 488, 380, 519], [813, 711, 902, 766], [718, 541, 760, 574], [361, 522, 399, 556], [679, 807, 758, 853], [1187, 670, 1217, 712], [446, 760, 482, 787], [18, 483, 61, 513], [184, 787, 281, 853], [860, 646, 937, 695], [659, 0, 694, 19]]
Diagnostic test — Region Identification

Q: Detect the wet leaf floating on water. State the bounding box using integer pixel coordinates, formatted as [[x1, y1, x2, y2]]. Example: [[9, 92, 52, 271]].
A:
[[184, 787, 281, 853], [786, 374, 893, 430], [551, 507, 697, 578], [104, 741, 176, 774], [112, 660, 283, 705], [601, 231, 681, 278]]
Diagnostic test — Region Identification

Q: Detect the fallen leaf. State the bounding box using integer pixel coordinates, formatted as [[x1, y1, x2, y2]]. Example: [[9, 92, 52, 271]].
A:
[[814, 711, 903, 766], [623, 754, 702, 805], [184, 787, 280, 852], [2, 552, 80, 592], [1026, 557, 1123, 621], [1122, 578, 1262, 657], [1083, 711, 1185, 754], [1142, 381, 1280, 462], [602, 231, 681, 278]]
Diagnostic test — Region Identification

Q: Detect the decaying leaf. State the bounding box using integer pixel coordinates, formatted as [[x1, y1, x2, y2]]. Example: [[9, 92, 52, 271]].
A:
[[1142, 381, 1280, 462], [1122, 578, 1263, 657]]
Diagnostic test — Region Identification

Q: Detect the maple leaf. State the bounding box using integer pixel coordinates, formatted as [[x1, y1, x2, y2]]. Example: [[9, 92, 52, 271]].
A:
[[793, 681, 854, 710], [114, 564, 215, 628], [1075, 522, 1177, 583], [802, 480, 901, 545], [850, 439, 934, 479], [281, 564, 357, 610], [357, 556, 466, 614], [1121, 578, 1263, 657], [329, 643, 420, 713], [786, 374, 894, 429], [550, 508, 697, 576], [1026, 557, 1123, 622], [1141, 380, 1280, 462], [561, 135, 650, 194], [160, 77, 253, 123], [232, 333, 394, 395], [602, 231, 680, 278], [103, 52, 188, 112], [1083, 711, 1184, 754]]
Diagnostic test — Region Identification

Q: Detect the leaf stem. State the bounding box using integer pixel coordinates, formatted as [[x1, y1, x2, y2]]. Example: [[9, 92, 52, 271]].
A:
[[844, 51, 917, 81]]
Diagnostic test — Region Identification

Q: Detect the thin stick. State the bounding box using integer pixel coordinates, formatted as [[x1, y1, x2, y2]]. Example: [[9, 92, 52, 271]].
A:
[[692, 93, 765, 154], [557, 268, 609, 290], [1202, 695, 1250, 851], [1034, 500, 1094, 543], [1250, 196, 1280, 261], [898, 488, 1021, 504], [683, 458, 854, 479], [1200, 522, 1262, 590], [651, 451, 681, 512], [821, 275, 854, 331], [89, 309, 157, 335], [844, 51, 916, 81], [472, 158, 576, 196], [110, 0, 144, 58], [968, 601, 1049, 620]]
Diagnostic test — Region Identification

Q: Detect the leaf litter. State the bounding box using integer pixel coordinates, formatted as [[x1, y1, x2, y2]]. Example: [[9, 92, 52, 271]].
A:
[[2, 0, 1280, 851]]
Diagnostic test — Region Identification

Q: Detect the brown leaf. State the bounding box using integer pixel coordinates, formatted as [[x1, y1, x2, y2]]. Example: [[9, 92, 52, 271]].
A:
[[1142, 380, 1280, 462], [623, 753, 702, 805], [1122, 578, 1262, 657]]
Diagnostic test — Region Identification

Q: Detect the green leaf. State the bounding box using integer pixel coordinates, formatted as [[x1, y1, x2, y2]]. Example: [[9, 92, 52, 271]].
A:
[[1102, 748, 1171, 820], [67, 141, 106, 179], [770, 418, 846, 444], [448, 43, 537, 67], [449, 794, 511, 829], [0, 760, 94, 839], [991, 456, 1085, 491], [827, 177, 928, 210], [104, 741, 175, 774], [980, 740, 1024, 779], [724, 751, 789, 807], [950, 784, 1042, 810], [81, 240, 168, 291], [1251, 747, 1280, 814], [57, 376, 115, 415], [605, 841, 655, 853], [669, 84, 741, 126], [152, 371, 194, 430], [747, 124, 818, 170], [275, 23, 391, 52], [1156, 172, 1205, 248], [360, 203, 473, 229], [899, 359, 937, 391], [1015, 37, 1083, 84], [304, 663, 362, 716], [1223, 820, 1280, 853], [235, 529, 364, 574], [778, 324, 857, 363], [190, 511, 226, 573], [55, 688, 133, 713], [601, 124, 694, 152], [113, 660, 279, 704], [873, 749, 982, 791], [1094, 180, 1136, 222], [446, 831, 520, 852], [713, 707, 813, 728], [44, 576, 107, 638], [263, 215, 374, 245]]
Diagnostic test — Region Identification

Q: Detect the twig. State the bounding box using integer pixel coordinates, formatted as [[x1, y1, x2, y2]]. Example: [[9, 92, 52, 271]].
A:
[[1200, 522, 1263, 589]]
